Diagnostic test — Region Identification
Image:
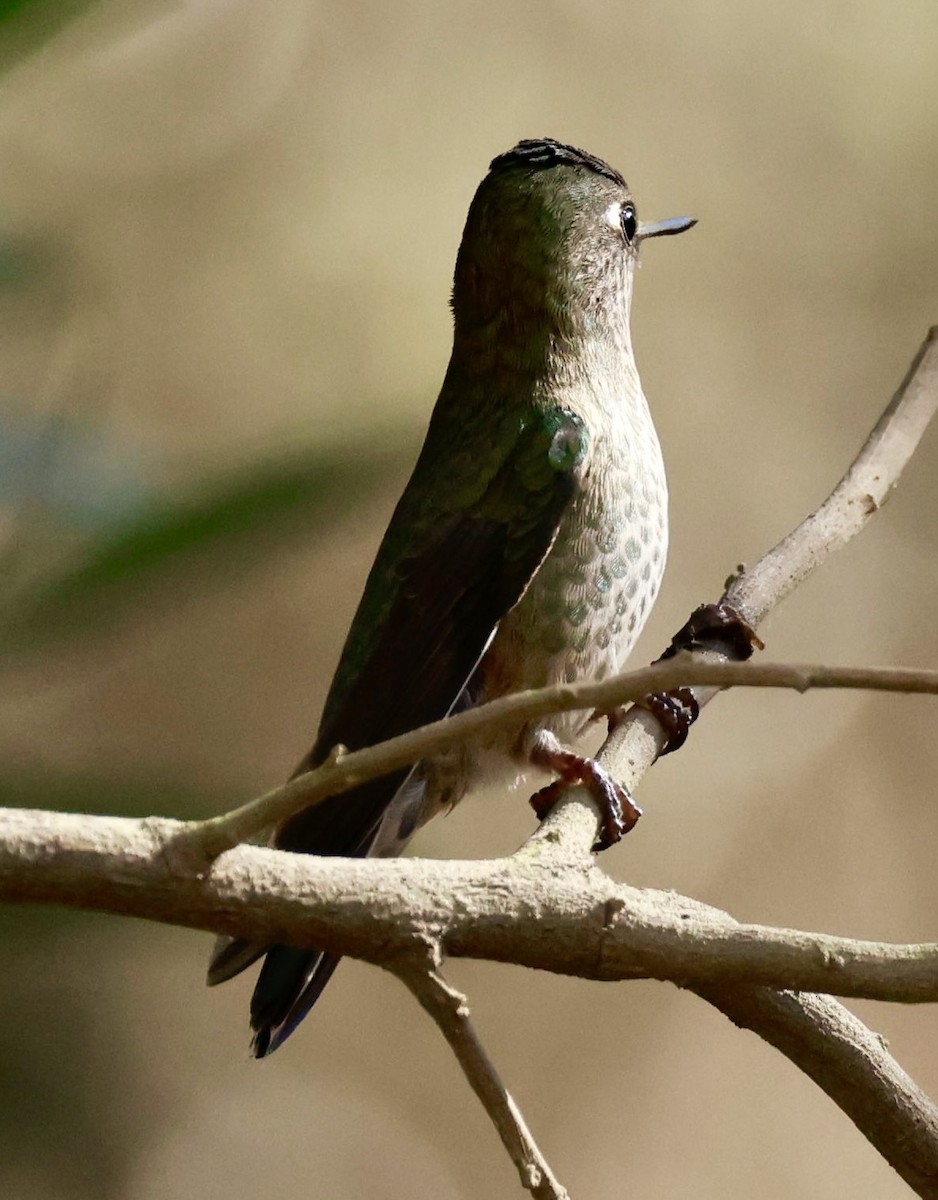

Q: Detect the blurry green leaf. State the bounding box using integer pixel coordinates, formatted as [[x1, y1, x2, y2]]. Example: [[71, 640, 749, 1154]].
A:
[[0, 0, 88, 26], [0, 0, 43, 20], [0, 0, 98, 70], [2, 433, 413, 647], [0, 235, 46, 289]]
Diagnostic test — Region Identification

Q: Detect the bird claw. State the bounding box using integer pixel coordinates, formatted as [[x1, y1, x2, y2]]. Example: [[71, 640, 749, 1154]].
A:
[[639, 601, 763, 755], [529, 748, 642, 851], [529, 607, 761, 846], [660, 601, 763, 662], [636, 688, 699, 754]]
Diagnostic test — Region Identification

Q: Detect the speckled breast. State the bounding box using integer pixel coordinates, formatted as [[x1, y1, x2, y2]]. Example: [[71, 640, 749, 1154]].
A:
[[478, 399, 668, 751]]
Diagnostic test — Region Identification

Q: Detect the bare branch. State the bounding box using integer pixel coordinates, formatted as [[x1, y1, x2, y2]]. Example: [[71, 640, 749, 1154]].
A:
[[398, 964, 569, 1200], [175, 657, 938, 869], [7, 798, 938, 1195], [4, 805, 938, 1005], [729, 324, 938, 625]]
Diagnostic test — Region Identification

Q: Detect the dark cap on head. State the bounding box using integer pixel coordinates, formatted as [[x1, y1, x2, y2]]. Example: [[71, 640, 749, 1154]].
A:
[[489, 139, 627, 188]]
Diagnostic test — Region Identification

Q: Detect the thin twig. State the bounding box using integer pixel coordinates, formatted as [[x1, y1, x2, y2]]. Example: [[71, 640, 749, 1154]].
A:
[[730, 324, 938, 625], [174, 658, 938, 868], [397, 963, 569, 1200]]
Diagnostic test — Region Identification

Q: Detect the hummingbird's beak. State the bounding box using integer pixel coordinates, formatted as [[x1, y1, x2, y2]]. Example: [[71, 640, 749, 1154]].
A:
[[635, 215, 697, 242]]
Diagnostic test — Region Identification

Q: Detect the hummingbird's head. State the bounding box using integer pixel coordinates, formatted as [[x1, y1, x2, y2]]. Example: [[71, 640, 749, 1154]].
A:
[[451, 138, 694, 353]]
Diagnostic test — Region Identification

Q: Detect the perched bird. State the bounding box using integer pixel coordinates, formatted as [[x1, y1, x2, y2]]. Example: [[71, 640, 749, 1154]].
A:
[[208, 138, 695, 1056]]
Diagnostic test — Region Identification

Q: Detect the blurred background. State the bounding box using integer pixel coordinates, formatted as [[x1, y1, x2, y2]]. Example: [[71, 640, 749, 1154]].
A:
[[0, 1, 936, 1197]]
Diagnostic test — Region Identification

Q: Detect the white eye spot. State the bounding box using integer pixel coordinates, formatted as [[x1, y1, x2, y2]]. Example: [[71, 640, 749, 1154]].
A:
[[603, 201, 622, 230]]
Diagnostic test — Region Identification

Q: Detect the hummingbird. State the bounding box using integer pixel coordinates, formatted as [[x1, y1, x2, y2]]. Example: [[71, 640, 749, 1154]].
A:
[[208, 138, 695, 1056]]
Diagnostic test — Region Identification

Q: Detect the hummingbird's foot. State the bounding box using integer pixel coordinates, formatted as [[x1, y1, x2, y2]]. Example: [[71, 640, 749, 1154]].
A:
[[596, 604, 763, 747], [529, 743, 642, 850], [600, 688, 697, 754], [638, 688, 699, 753], [660, 601, 764, 663], [636, 602, 765, 756]]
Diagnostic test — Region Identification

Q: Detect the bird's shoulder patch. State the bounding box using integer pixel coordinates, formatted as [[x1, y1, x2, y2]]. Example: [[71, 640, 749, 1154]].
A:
[[511, 405, 588, 487], [544, 408, 588, 474]]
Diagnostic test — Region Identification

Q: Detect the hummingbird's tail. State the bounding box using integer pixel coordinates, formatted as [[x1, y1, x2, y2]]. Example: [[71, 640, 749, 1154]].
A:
[[249, 946, 341, 1056], [205, 934, 339, 1056], [206, 769, 428, 1055]]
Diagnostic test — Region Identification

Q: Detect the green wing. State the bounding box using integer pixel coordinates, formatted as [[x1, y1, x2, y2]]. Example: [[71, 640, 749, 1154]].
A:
[[210, 402, 588, 1056], [288, 400, 588, 805]]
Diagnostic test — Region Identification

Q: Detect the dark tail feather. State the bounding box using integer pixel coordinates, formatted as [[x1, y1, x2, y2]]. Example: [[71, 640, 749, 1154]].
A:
[[207, 771, 426, 1055], [206, 934, 266, 987], [249, 945, 341, 1057]]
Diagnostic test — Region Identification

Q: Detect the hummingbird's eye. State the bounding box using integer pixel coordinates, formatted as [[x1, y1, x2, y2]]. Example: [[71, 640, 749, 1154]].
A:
[[620, 203, 637, 244]]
